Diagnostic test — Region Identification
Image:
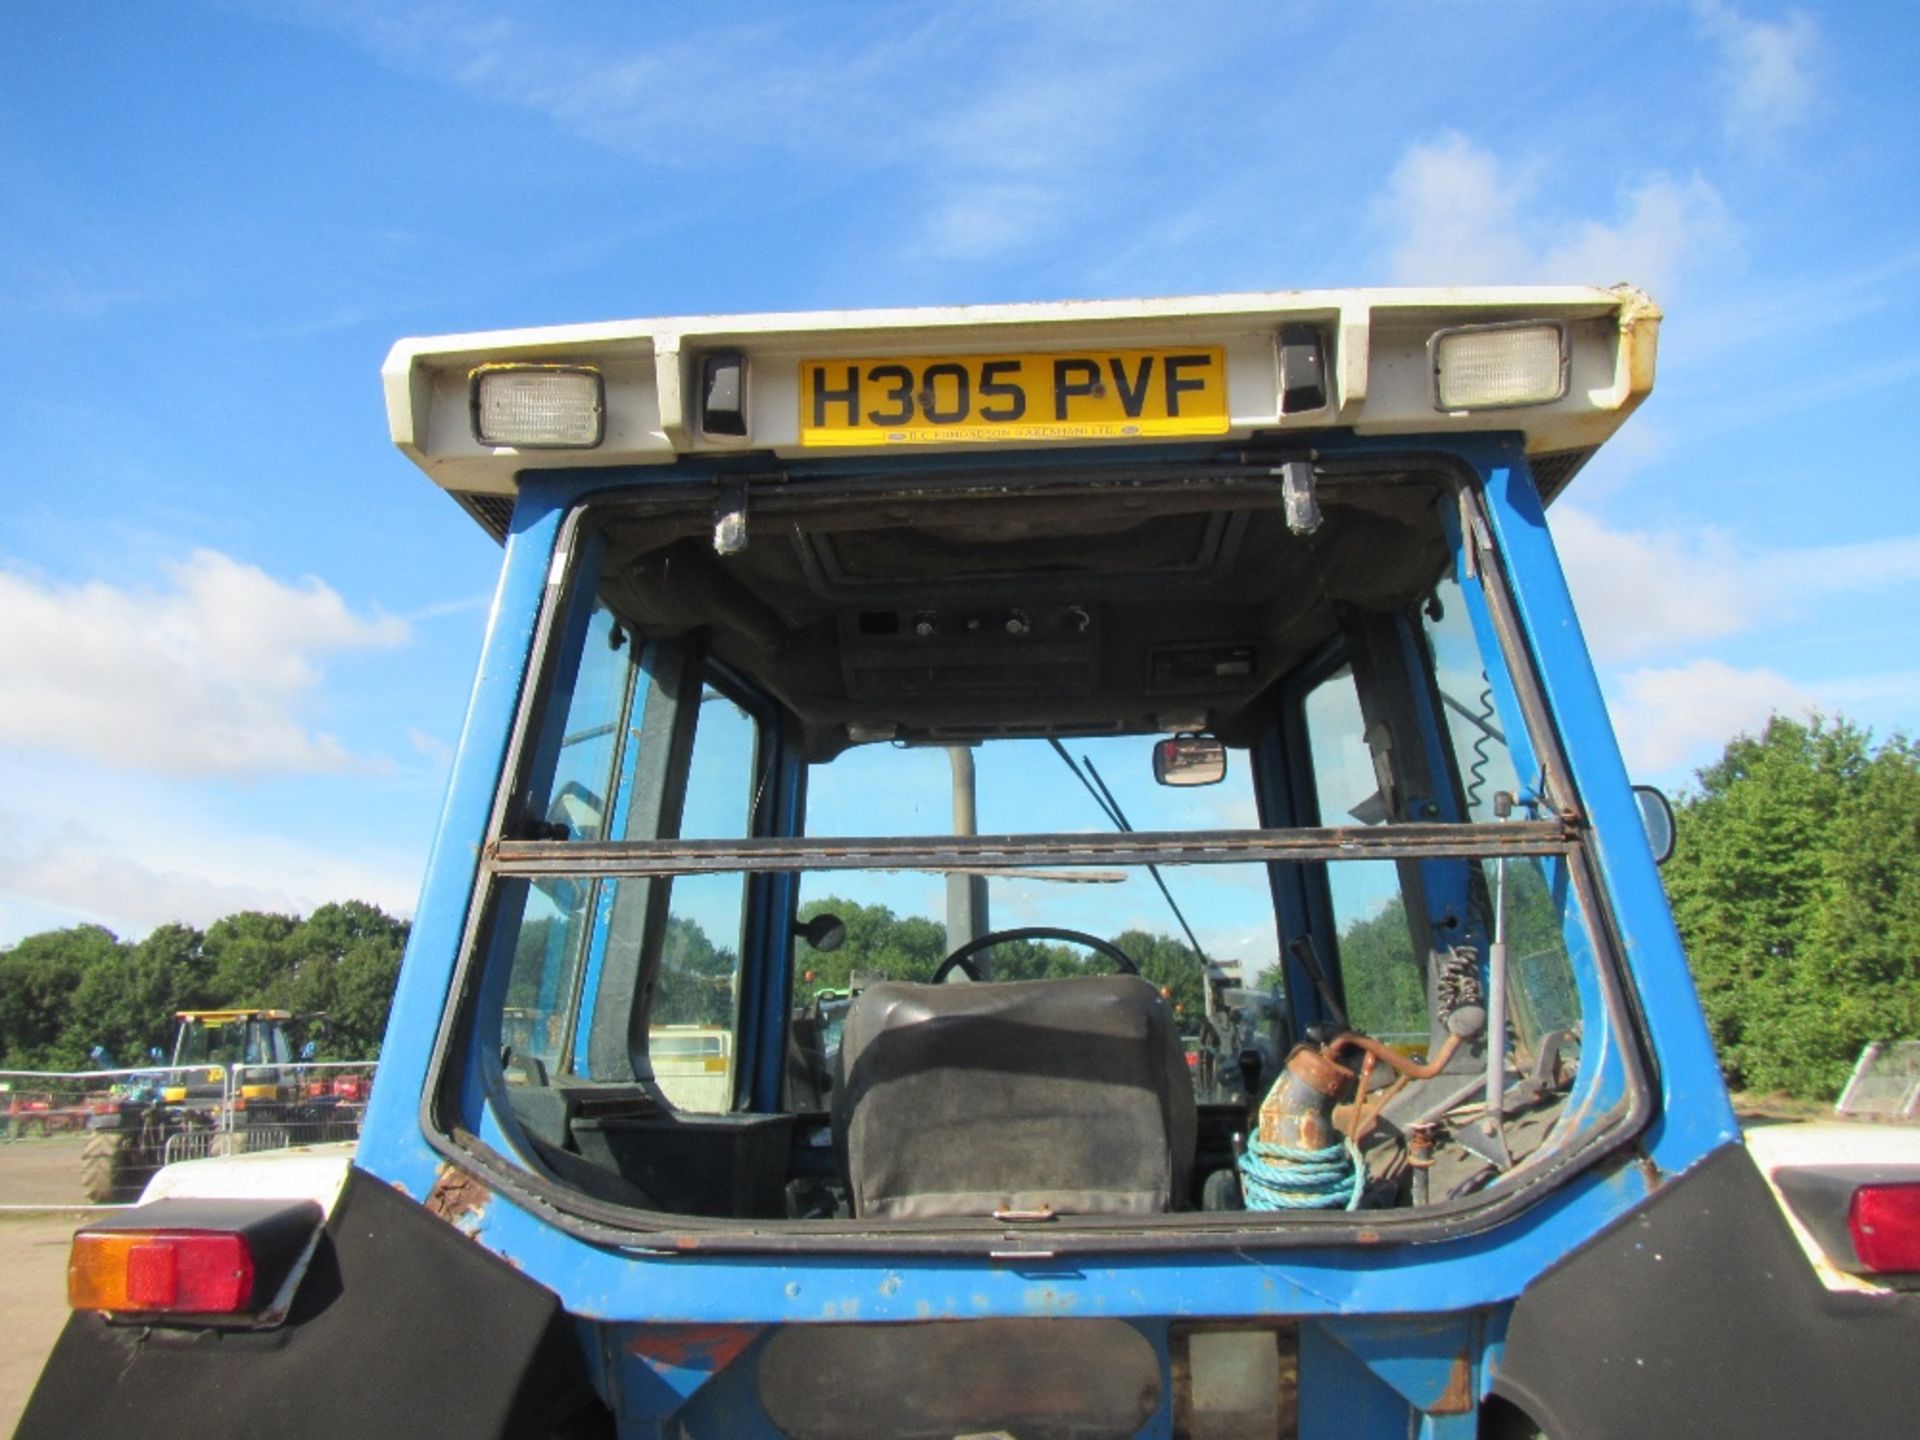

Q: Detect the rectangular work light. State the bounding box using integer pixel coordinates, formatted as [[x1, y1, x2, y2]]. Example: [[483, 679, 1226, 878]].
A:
[[470, 364, 605, 448], [1430, 322, 1567, 411]]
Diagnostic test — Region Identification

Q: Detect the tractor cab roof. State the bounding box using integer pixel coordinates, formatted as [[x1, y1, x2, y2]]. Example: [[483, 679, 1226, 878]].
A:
[[174, 1010, 293, 1023], [384, 285, 1659, 543]]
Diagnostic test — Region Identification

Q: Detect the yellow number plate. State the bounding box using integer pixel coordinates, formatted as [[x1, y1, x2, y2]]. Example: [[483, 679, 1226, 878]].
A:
[[798, 347, 1228, 446]]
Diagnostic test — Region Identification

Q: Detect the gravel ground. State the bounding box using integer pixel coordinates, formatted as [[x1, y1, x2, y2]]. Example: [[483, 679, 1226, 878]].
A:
[[0, 1212, 79, 1434], [0, 1137, 101, 1431]]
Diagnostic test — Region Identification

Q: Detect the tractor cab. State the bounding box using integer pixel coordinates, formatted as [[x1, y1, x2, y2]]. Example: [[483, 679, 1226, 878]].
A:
[[37, 289, 1919, 1440], [164, 1010, 296, 1104]]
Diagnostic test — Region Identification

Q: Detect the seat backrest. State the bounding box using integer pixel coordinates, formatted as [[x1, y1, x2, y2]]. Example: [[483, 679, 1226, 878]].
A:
[[831, 975, 1197, 1219]]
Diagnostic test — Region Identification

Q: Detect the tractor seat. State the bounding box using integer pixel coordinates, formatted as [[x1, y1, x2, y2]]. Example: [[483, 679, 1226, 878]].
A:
[[831, 975, 1197, 1219]]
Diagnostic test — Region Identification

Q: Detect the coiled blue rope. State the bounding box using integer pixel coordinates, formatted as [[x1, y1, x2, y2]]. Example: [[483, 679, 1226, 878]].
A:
[[1237, 1136, 1366, 1211]]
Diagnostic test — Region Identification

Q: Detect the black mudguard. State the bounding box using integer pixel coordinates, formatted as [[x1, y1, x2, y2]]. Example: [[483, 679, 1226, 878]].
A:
[[16, 1167, 607, 1440], [1495, 1141, 1920, 1437]]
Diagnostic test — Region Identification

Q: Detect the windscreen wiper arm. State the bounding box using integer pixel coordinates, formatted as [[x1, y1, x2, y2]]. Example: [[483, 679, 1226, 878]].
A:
[[1047, 739, 1211, 972]]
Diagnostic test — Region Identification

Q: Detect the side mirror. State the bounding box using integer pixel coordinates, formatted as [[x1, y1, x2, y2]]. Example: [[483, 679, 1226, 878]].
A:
[[1632, 784, 1676, 865], [1154, 735, 1227, 787], [148, 1047, 165, 1063], [795, 912, 847, 953], [300, 1040, 318, 1061]]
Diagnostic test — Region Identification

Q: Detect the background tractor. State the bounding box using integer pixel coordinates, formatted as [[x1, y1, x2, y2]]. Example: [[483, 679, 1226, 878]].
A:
[[78, 1009, 346, 1203]]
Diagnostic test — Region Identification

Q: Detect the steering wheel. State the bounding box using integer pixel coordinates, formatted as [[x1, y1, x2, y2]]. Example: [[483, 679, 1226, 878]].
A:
[[931, 926, 1140, 983]]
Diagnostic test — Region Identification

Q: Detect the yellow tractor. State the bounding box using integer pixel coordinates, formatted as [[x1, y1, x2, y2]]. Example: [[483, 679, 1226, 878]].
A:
[[79, 1009, 335, 1203]]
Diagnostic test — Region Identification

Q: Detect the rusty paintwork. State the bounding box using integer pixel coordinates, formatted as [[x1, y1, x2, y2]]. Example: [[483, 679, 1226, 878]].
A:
[[627, 1324, 761, 1376], [423, 1161, 491, 1230], [1431, 1353, 1475, 1415]]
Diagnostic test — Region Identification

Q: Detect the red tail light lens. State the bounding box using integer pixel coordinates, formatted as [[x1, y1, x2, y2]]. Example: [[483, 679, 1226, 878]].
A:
[[70, 1230, 256, 1315], [1847, 1183, 1920, 1273]]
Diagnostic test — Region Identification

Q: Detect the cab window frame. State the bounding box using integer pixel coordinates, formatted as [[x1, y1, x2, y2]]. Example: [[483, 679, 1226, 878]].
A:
[[421, 465, 1655, 1253]]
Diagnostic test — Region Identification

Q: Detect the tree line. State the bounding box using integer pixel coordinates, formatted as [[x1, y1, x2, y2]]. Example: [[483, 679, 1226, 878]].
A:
[[790, 900, 1211, 1021], [0, 902, 407, 1070], [3, 713, 1913, 1099], [1663, 715, 1920, 1100]]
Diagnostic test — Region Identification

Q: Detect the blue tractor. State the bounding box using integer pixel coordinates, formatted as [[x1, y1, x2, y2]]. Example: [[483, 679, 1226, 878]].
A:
[[25, 288, 1920, 1438]]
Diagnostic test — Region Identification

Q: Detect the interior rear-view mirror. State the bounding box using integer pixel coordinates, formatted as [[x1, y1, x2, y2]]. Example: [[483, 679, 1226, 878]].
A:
[[1153, 734, 1227, 787]]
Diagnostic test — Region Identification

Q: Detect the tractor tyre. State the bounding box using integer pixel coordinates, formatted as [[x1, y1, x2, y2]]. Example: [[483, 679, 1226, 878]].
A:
[[80, 1130, 143, 1205]]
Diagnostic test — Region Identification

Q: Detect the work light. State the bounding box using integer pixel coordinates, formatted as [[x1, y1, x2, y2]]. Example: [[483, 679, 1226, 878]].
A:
[[470, 364, 605, 448], [1430, 322, 1567, 410]]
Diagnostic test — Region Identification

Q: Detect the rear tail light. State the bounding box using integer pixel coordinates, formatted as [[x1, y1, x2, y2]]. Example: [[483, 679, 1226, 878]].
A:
[[71, 1230, 256, 1315], [67, 1198, 324, 1324], [1848, 1182, 1920, 1273]]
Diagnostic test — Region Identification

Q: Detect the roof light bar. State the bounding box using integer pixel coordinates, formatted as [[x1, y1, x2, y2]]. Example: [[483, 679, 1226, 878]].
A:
[[471, 364, 605, 449], [1430, 321, 1567, 411]]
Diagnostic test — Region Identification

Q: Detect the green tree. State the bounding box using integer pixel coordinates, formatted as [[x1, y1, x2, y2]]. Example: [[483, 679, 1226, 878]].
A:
[[0, 902, 411, 1070], [652, 913, 740, 1026], [203, 911, 302, 1005], [793, 898, 947, 997], [283, 903, 411, 1056], [1331, 896, 1428, 1038], [791, 897, 1211, 1018], [61, 922, 208, 1067], [0, 925, 123, 1067], [1111, 928, 1206, 1022], [1665, 715, 1920, 1098]]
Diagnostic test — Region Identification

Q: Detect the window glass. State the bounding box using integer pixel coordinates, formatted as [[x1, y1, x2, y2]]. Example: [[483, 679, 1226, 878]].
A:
[[495, 602, 638, 1079], [648, 686, 756, 1112], [799, 734, 1271, 993], [499, 878, 592, 1076], [1422, 573, 1522, 823], [1302, 666, 1427, 1038], [534, 605, 638, 840], [1479, 854, 1582, 1047], [793, 734, 1277, 1102]]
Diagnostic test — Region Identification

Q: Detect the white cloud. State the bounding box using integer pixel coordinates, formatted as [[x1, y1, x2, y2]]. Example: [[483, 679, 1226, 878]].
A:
[[1376, 133, 1734, 295], [906, 50, 1179, 262], [917, 181, 1066, 264], [1607, 659, 1817, 774], [406, 727, 455, 768], [1555, 503, 1920, 664], [1696, 2, 1820, 149], [0, 550, 407, 776], [0, 802, 421, 943], [1553, 505, 1752, 662], [1818, 669, 1920, 712], [283, 2, 910, 168], [285, 1, 1190, 268], [1378, 133, 1534, 284], [1540, 175, 1734, 298]]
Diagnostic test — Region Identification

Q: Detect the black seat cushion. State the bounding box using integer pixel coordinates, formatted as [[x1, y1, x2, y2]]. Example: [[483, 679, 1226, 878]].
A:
[[831, 975, 1197, 1219]]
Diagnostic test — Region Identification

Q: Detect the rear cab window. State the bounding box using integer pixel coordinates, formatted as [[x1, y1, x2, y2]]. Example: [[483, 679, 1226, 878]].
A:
[[454, 447, 1641, 1244]]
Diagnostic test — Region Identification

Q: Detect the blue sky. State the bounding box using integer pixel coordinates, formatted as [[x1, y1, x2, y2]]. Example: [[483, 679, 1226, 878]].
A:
[[2, 1, 1917, 945]]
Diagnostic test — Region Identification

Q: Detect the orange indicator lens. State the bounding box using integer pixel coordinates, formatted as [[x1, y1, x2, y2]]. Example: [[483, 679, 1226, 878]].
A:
[[70, 1230, 255, 1314]]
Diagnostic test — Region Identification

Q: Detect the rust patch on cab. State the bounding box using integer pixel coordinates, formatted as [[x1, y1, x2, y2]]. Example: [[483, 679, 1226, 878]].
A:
[[424, 1162, 491, 1228], [1431, 1353, 1475, 1414]]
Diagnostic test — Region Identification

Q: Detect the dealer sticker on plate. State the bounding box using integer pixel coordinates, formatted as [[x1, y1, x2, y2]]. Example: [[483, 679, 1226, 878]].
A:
[[798, 347, 1228, 446]]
